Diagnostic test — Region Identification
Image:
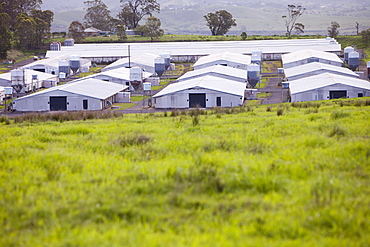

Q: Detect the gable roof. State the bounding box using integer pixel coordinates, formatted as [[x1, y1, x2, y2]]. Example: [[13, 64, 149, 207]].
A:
[[72, 67, 152, 82], [282, 49, 343, 65], [102, 53, 158, 72], [178, 65, 247, 82], [289, 73, 370, 94], [193, 51, 251, 68], [14, 78, 126, 101], [0, 69, 58, 83], [153, 75, 246, 98], [284, 62, 359, 80]]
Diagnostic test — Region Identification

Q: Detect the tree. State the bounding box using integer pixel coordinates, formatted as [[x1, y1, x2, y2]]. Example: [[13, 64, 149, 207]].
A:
[[84, 0, 112, 31], [138, 16, 164, 41], [204, 10, 237, 36], [328, 21, 340, 38], [14, 13, 37, 50], [116, 25, 127, 42], [361, 28, 370, 45], [118, 0, 160, 30], [30, 9, 54, 48], [68, 21, 85, 43], [355, 22, 360, 35], [241, 31, 247, 40], [0, 0, 42, 29], [282, 5, 305, 36], [0, 11, 12, 59]]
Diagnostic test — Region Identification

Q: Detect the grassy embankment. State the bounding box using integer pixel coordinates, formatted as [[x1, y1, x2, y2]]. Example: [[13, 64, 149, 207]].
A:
[[0, 98, 369, 246]]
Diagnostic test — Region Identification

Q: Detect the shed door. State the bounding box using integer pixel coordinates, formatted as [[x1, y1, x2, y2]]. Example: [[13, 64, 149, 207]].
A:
[[330, 91, 347, 99], [216, 97, 221, 107], [189, 93, 206, 108], [50, 96, 67, 111]]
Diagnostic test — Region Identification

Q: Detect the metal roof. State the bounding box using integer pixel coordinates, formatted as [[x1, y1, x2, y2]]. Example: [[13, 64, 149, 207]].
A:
[[45, 38, 341, 59], [282, 49, 343, 65], [14, 78, 126, 101], [284, 62, 359, 80], [178, 65, 247, 82], [153, 75, 246, 98], [289, 73, 370, 94], [102, 53, 158, 72], [21, 55, 90, 69], [0, 69, 58, 83], [72, 67, 152, 82], [193, 51, 251, 68]]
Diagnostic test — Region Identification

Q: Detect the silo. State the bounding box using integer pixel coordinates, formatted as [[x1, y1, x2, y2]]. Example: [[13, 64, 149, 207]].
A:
[[160, 53, 171, 69], [154, 57, 166, 77], [50, 42, 61, 51], [247, 63, 261, 88], [348, 51, 359, 71], [344, 46, 355, 63], [59, 60, 70, 77], [251, 53, 262, 66], [64, 39, 74, 46], [130, 67, 143, 91], [11, 70, 24, 93], [70, 55, 80, 74], [367, 61, 370, 80]]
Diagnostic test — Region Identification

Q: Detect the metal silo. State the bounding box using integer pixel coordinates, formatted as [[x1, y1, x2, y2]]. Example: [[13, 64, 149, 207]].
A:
[[247, 63, 261, 88], [70, 55, 80, 74], [130, 67, 143, 91], [160, 53, 171, 69], [155, 57, 166, 77], [344, 46, 355, 64], [367, 61, 370, 80], [348, 51, 359, 71], [64, 39, 74, 46], [50, 42, 61, 51], [11, 69, 25, 93], [58, 60, 70, 77]]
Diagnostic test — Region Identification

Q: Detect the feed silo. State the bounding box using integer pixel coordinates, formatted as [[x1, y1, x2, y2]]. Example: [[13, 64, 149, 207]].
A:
[[11, 70, 25, 93], [160, 53, 171, 69], [70, 55, 80, 74], [58, 60, 70, 77], [64, 39, 74, 46], [50, 42, 61, 51], [155, 57, 166, 77], [247, 63, 261, 88], [344, 46, 355, 64], [251, 50, 262, 66], [130, 67, 143, 91], [367, 61, 370, 80], [348, 51, 359, 71]]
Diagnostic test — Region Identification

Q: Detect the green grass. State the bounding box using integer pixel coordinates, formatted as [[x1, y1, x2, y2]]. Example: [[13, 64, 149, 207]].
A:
[[110, 103, 136, 110], [1, 98, 369, 246], [130, 95, 144, 102], [257, 92, 272, 98]]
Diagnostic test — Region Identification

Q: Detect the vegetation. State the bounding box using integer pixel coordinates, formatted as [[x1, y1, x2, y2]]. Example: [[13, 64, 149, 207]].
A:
[[328, 21, 340, 38], [282, 5, 305, 36], [0, 98, 369, 246], [83, 0, 113, 31], [68, 21, 85, 42], [204, 10, 237, 36], [118, 0, 160, 30], [134, 16, 164, 42]]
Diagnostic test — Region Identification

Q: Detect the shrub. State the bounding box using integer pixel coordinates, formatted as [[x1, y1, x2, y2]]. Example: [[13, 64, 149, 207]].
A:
[[277, 108, 284, 116]]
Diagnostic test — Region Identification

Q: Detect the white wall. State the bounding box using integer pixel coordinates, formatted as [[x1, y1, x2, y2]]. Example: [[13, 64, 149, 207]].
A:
[[194, 60, 248, 70], [13, 91, 104, 111], [154, 88, 243, 108], [291, 85, 370, 102], [287, 70, 358, 81]]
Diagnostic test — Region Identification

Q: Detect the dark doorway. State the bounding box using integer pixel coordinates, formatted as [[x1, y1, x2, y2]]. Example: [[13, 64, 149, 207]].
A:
[[189, 93, 206, 108], [329, 91, 347, 99], [358, 93, 363, 97], [50, 96, 67, 111], [83, 100, 88, 110], [33, 69, 46, 73], [216, 97, 221, 107]]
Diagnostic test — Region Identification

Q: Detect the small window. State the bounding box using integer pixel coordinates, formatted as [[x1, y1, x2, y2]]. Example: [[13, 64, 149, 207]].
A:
[[358, 93, 363, 97], [83, 100, 88, 110]]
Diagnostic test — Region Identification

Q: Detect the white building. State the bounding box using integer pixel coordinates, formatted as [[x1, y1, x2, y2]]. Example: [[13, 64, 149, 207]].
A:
[[153, 75, 246, 108], [193, 51, 251, 70], [13, 78, 127, 111], [289, 73, 370, 102], [284, 62, 359, 81], [102, 53, 158, 74], [177, 65, 248, 85], [282, 49, 343, 69], [0, 86, 4, 104], [0, 69, 59, 92]]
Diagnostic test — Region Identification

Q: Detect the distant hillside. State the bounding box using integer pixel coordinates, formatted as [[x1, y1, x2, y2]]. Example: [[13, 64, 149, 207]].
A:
[[46, 0, 370, 35]]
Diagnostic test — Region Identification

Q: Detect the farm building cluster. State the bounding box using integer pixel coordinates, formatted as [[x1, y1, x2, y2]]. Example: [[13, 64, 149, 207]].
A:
[[2, 38, 370, 111]]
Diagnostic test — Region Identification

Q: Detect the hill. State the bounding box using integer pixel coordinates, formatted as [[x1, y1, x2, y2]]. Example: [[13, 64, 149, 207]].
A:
[[1, 98, 369, 246], [47, 0, 370, 35]]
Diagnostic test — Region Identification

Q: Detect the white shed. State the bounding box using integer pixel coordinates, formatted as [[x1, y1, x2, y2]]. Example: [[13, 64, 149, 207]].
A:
[[282, 49, 343, 69], [153, 75, 246, 108], [289, 73, 370, 102], [177, 65, 248, 84], [193, 51, 251, 70], [102, 53, 158, 74], [284, 62, 359, 81], [13, 78, 127, 111]]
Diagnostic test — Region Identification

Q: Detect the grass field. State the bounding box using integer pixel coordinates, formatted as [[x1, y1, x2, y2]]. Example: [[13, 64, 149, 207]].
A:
[[0, 98, 369, 246]]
